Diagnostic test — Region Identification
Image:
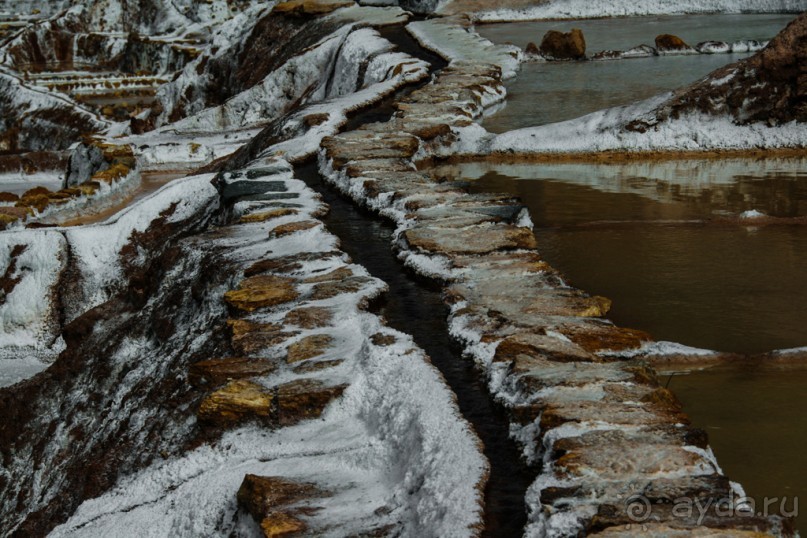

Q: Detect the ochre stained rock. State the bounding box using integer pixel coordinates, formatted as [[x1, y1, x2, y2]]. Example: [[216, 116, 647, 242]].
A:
[[276, 379, 347, 425], [189, 357, 277, 387], [286, 334, 334, 363], [228, 319, 298, 354], [237, 474, 322, 537], [539, 29, 586, 60], [224, 275, 299, 312], [260, 512, 307, 537], [271, 220, 319, 237], [403, 224, 537, 255], [273, 0, 353, 16], [493, 332, 597, 364], [310, 276, 375, 300], [292, 359, 344, 374], [244, 251, 341, 277], [655, 33, 691, 52], [17, 193, 50, 213], [240, 208, 299, 223], [370, 333, 397, 347], [198, 380, 273, 425], [558, 323, 652, 353], [302, 266, 353, 284], [283, 307, 333, 329]]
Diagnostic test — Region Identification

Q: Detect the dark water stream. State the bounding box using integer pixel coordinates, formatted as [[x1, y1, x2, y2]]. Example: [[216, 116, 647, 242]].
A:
[[296, 162, 534, 537]]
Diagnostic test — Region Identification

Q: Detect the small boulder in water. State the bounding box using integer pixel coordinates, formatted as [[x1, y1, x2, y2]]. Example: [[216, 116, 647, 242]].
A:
[[539, 28, 586, 60], [655, 33, 694, 54]]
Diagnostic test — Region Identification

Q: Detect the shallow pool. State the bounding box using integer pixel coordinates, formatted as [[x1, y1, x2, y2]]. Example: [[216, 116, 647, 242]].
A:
[[435, 158, 807, 354], [476, 14, 796, 132]]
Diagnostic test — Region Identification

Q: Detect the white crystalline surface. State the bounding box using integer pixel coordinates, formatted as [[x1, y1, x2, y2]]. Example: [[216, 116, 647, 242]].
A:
[[49, 161, 487, 537], [407, 19, 521, 79], [64, 174, 219, 320], [0, 231, 67, 357], [484, 92, 807, 155]]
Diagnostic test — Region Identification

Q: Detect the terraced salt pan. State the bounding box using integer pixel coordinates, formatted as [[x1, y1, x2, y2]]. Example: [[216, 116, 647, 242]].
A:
[[312, 34, 792, 533], [50, 158, 487, 537]]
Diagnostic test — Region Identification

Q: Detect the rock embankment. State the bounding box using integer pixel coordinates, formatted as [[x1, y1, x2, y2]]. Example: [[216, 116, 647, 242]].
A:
[[316, 21, 795, 537], [630, 12, 807, 129], [41, 156, 487, 537]]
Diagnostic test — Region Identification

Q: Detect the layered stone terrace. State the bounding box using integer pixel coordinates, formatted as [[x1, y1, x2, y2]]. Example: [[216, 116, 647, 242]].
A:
[[315, 36, 795, 537]]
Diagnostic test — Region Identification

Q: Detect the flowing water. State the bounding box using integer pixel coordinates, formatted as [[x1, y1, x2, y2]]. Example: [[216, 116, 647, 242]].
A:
[[296, 163, 534, 537], [435, 157, 807, 532], [475, 14, 796, 132]]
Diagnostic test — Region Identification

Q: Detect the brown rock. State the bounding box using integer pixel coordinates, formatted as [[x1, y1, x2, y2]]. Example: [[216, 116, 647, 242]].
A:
[[292, 359, 344, 373], [240, 208, 299, 223], [273, 0, 353, 16], [198, 380, 273, 426], [17, 193, 50, 213], [284, 307, 333, 329], [0, 192, 19, 202], [228, 319, 283, 338], [539, 29, 586, 60], [0, 214, 19, 230], [228, 320, 298, 354], [493, 332, 597, 364], [302, 266, 353, 284], [303, 113, 329, 127], [224, 275, 299, 312], [237, 475, 320, 537], [0, 206, 32, 220], [370, 333, 397, 347], [258, 512, 306, 537], [237, 475, 320, 516], [403, 224, 537, 255], [310, 276, 375, 300], [276, 379, 347, 425], [244, 251, 342, 277], [22, 186, 51, 198], [271, 220, 319, 237], [655, 33, 691, 52], [286, 334, 334, 363], [559, 323, 652, 353], [189, 357, 277, 387]]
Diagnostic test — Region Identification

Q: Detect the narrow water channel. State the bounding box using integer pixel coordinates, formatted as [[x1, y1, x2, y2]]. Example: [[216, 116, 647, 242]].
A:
[[295, 162, 534, 537]]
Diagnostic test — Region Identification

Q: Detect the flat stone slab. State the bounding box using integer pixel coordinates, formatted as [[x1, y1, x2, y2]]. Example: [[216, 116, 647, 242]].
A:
[[189, 357, 277, 388], [276, 379, 347, 425], [198, 380, 273, 426], [224, 275, 299, 312], [403, 223, 536, 255]]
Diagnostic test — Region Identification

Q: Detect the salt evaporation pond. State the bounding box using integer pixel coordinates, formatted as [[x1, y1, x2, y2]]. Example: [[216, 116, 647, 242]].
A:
[[435, 157, 807, 532], [476, 14, 796, 132]]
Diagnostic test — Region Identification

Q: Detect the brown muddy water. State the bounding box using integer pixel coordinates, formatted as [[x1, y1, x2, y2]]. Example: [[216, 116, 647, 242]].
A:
[[435, 158, 807, 532], [56, 170, 187, 227], [669, 363, 807, 532]]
